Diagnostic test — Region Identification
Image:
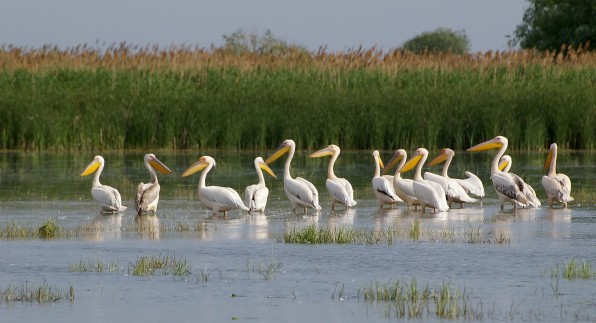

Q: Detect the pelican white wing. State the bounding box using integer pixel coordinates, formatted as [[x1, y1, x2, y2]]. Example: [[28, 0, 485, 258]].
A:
[[456, 171, 485, 198], [424, 172, 476, 204], [135, 182, 161, 214], [542, 174, 573, 205], [91, 185, 127, 212], [326, 178, 356, 207], [200, 186, 249, 213], [372, 177, 400, 205], [245, 184, 269, 213], [413, 180, 449, 212]]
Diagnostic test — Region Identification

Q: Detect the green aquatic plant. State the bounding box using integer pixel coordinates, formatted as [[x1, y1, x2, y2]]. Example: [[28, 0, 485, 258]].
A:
[[38, 218, 58, 239], [282, 223, 511, 245], [359, 278, 481, 319], [246, 255, 283, 280], [0, 282, 75, 303], [128, 254, 192, 277], [68, 259, 120, 272]]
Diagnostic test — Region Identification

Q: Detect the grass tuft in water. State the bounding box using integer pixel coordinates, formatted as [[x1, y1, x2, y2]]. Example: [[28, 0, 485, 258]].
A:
[[548, 258, 595, 281], [246, 255, 283, 280], [282, 223, 510, 245], [38, 218, 58, 239], [128, 254, 192, 277], [359, 278, 481, 320], [69, 259, 120, 272], [0, 282, 75, 303]]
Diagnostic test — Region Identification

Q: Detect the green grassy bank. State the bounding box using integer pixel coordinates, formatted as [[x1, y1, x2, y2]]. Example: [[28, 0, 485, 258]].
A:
[[1, 48, 594, 151]]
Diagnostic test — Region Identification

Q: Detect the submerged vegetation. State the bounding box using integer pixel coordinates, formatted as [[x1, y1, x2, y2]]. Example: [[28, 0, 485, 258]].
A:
[[359, 278, 482, 320], [281, 223, 511, 245], [0, 45, 595, 151], [128, 254, 192, 277], [0, 218, 210, 240], [0, 282, 74, 303], [550, 258, 596, 280]]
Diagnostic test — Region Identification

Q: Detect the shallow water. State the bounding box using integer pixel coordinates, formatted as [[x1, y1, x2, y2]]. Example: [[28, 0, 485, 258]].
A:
[[1, 150, 596, 322]]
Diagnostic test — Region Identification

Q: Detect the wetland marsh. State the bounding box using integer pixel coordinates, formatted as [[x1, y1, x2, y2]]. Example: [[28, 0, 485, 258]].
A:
[[1, 150, 595, 321]]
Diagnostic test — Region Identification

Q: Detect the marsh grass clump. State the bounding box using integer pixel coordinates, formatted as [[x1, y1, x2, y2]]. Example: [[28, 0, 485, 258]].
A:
[[0, 282, 75, 303], [38, 218, 58, 239], [282, 223, 510, 245], [128, 254, 191, 277], [69, 259, 120, 272], [359, 278, 481, 320], [246, 256, 283, 280], [562, 258, 595, 280], [282, 224, 399, 244]]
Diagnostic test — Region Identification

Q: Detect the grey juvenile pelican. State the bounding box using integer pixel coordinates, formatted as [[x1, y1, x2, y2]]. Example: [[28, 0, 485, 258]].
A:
[[135, 154, 172, 215]]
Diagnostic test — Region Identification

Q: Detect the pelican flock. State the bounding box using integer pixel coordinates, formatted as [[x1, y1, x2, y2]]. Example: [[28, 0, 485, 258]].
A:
[[468, 136, 541, 209], [77, 136, 573, 215], [181, 156, 249, 217], [309, 144, 357, 209], [245, 157, 277, 213], [266, 139, 321, 213], [81, 155, 127, 213], [135, 153, 172, 215], [542, 143, 573, 208], [371, 150, 401, 208]]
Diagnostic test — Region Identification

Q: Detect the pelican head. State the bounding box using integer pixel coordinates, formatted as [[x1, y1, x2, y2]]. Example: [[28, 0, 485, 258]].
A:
[[467, 136, 508, 151], [383, 149, 406, 174], [428, 148, 455, 166], [266, 139, 295, 164], [81, 156, 104, 176], [181, 156, 215, 177], [309, 144, 340, 158], [372, 150, 385, 169], [544, 143, 558, 171], [255, 157, 277, 179], [499, 155, 512, 172], [399, 148, 427, 173], [145, 153, 172, 174]]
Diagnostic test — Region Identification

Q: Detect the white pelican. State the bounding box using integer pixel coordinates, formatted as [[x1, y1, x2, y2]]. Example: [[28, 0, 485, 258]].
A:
[[467, 136, 541, 209], [244, 157, 277, 213], [383, 149, 421, 209], [542, 143, 573, 208], [399, 148, 449, 213], [135, 154, 172, 215], [309, 144, 357, 209], [80, 155, 127, 213], [181, 156, 249, 216], [424, 148, 477, 208], [265, 139, 321, 213], [371, 150, 401, 208]]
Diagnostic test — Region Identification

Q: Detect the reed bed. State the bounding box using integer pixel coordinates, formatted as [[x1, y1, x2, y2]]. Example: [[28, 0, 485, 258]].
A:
[[1, 45, 595, 151], [281, 223, 510, 245], [0, 282, 75, 303]]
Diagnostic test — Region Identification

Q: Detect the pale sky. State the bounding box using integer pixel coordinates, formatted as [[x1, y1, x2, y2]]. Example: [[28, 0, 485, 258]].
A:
[[0, 0, 529, 53]]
